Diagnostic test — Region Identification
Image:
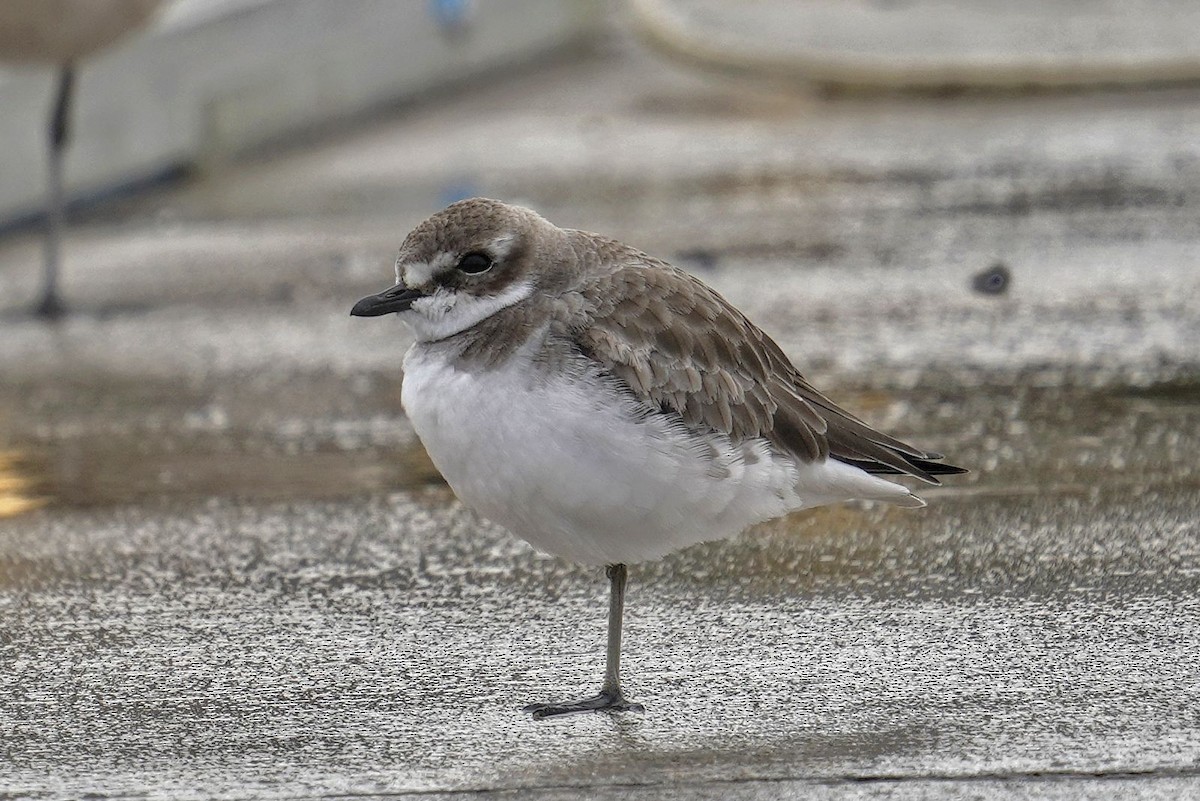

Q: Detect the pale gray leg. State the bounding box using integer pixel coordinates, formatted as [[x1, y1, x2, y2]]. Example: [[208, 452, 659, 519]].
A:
[[524, 563, 645, 719], [36, 64, 74, 319]]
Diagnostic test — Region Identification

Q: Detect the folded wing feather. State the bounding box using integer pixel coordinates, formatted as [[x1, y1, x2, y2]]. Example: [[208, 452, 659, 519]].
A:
[[568, 239, 966, 484]]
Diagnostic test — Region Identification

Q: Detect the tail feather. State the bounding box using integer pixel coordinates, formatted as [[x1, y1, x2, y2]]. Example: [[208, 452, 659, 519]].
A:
[[888, 492, 927, 508], [807, 458, 931, 509], [838, 454, 968, 484]]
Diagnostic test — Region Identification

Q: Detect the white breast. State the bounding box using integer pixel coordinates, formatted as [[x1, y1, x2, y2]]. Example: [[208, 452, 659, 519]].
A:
[[401, 342, 921, 565]]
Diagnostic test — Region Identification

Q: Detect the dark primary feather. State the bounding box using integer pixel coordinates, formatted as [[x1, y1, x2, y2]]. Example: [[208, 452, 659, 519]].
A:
[[566, 234, 966, 485]]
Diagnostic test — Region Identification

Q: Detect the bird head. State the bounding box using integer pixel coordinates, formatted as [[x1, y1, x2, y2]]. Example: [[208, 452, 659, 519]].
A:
[[350, 198, 553, 342]]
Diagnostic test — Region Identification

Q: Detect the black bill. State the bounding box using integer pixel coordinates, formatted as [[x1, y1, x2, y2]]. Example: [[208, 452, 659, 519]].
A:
[[350, 283, 425, 317]]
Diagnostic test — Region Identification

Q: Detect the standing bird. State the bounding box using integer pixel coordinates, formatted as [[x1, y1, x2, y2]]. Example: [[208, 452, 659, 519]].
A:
[[0, 0, 162, 318], [351, 198, 966, 718]]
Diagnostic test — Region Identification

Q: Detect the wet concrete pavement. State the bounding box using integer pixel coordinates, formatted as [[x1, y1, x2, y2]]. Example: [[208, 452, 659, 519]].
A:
[[2, 26, 1200, 801]]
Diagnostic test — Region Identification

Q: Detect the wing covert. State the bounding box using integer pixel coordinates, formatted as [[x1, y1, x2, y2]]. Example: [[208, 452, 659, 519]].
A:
[[570, 252, 828, 462], [563, 239, 965, 484]]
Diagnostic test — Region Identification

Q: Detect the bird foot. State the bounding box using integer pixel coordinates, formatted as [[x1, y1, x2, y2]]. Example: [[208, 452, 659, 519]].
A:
[[34, 293, 67, 320], [523, 689, 644, 720]]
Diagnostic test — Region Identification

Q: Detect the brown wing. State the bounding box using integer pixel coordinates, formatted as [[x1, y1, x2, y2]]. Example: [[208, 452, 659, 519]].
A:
[[567, 243, 963, 484]]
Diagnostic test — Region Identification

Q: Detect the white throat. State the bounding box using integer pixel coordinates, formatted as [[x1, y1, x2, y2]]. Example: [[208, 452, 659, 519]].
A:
[[401, 280, 534, 342]]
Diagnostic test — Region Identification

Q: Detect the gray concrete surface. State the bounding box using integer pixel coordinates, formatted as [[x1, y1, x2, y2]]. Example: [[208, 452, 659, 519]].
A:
[[2, 20, 1200, 801]]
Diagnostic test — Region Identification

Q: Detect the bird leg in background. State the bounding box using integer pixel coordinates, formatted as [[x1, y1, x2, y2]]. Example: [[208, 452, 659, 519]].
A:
[[524, 563, 645, 719], [37, 63, 74, 319]]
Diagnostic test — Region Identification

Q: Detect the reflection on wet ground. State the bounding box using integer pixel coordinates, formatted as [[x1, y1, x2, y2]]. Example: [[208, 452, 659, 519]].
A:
[[0, 450, 47, 519], [2, 28, 1200, 801], [1, 365, 1196, 510], [0, 373, 441, 508]]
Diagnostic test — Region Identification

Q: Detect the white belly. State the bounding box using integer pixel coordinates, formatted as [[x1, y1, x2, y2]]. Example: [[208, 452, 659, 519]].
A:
[[401, 345, 916, 565]]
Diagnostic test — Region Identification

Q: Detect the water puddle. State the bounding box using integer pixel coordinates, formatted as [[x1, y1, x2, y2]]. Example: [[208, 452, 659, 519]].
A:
[[0, 368, 1195, 518], [6, 436, 442, 509], [0, 450, 48, 519], [0, 372, 443, 513]]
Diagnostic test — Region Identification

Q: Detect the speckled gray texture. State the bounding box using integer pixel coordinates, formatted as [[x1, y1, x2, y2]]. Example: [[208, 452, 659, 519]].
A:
[[1, 19, 1199, 801]]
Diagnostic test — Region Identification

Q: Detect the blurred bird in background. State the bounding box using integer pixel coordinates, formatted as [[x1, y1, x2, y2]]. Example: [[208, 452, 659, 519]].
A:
[[0, 0, 162, 318]]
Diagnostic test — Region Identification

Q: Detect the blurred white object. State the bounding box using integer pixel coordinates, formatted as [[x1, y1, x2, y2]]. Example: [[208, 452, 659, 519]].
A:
[[629, 0, 1200, 91]]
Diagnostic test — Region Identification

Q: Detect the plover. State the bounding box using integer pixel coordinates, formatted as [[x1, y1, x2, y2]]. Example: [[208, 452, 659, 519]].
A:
[[351, 198, 965, 719]]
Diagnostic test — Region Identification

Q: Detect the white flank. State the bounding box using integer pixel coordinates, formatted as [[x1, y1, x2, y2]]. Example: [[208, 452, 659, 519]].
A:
[[403, 344, 924, 565]]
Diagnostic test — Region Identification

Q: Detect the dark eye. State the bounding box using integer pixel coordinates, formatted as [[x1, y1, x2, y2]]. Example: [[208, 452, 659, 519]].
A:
[[457, 252, 493, 274]]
